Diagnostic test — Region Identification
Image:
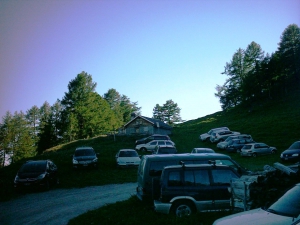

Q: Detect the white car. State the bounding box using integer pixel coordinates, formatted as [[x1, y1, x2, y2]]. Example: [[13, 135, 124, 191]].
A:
[[210, 130, 240, 143], [135, 140, 175, 152], [115, 149, 141, 167], [213, 183, 300, 225], [199, 127, 229, 142]]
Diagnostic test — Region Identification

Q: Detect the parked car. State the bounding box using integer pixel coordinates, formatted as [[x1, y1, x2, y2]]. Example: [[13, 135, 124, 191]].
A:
[[191, 148, 215, 153], [135, 134, 170, 146], [199, 127, 229, 142], [136, 153, 249, 201], [115, 149, 141, 167], [72, 147, 99, 169], [210, 130, 241, 143], [225, 139, 255, 153], [14, 160, 58, 191], [135, 140, 175, 152], [152, 146, 177, 155], [280, 141, 300, 162], [213, 183, 300, 225], [240, 143, 277, 157], [217, 134, 253, 149], [154, 162, 240, 217]]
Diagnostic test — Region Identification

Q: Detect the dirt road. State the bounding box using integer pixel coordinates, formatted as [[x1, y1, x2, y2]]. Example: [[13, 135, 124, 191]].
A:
[[0, 183, 136, 225]]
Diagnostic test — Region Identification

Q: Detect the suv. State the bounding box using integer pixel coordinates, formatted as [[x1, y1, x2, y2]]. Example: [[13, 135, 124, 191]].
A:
[[135, 134, 170, 146], [210, 130, 240, 143], [72, 147, 99, 169], [199, 127, 229, 142], [14, 160, 58, 191], [225, 139, 255, 153], [152, 146, 177, 154], [135, 140, 175, 152], [136, 153, 248, 201], [217, 134, 253, 149], [154, 162, 240, 216]]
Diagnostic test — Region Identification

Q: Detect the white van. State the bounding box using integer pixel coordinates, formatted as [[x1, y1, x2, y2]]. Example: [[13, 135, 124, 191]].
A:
[[136, 153, 248, 201]]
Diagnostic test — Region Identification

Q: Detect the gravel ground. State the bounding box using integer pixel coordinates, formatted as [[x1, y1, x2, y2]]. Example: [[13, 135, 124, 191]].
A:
[[0, 183, 136, 225]]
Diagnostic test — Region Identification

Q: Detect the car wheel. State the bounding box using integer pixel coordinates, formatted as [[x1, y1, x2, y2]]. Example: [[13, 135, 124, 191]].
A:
[[236, 149, 241, 153], [171, 200, 195, 217], [252, 153, 257, 157], [271, 150, 276, 154], [141, 147, 147, 152]]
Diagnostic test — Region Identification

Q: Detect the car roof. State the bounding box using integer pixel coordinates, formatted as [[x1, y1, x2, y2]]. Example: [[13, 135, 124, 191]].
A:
[[76, 147, 94, 150], [119, 149, 136, 152], [164, 163, 232, 170], [142, 153, 231, 160]]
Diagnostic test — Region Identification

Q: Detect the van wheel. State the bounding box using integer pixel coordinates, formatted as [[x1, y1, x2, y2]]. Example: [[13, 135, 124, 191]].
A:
[[171, 200, 195, 217]]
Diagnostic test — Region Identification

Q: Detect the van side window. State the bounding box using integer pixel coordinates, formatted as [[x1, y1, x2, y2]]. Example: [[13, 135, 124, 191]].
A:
[[149, 161, 177, 176], [211, 169, 238, 184], [168, 171, 181, 186], [194, 170, 210, 186], [184, 169, 210, 186]]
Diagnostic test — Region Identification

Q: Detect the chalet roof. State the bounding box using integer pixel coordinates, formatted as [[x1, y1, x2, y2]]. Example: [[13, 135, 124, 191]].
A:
[[123, 115, 172, 130]]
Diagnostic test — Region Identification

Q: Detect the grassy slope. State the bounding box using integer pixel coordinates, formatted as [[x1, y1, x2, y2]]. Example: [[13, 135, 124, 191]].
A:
[[0, 91, 299, 224]]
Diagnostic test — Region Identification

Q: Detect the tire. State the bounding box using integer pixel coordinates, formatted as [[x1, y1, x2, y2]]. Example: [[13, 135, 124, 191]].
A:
[[171, 200, 195, 217], [271, 150, 276, 154], [141, 147, 147, 152], [252, 153, 257, 157]]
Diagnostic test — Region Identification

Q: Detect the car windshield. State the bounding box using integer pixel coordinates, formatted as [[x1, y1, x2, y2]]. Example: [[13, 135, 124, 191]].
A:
[[20, 161, 46, 172], [266, 185, 300, 217], [119, 151, 138, 157], [75, 149, 95, 156], [289, 142, 300, 149]]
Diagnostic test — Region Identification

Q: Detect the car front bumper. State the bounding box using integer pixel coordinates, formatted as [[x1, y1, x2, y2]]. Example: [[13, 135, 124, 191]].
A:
[[240, 152, 252, 157], [154, 200, 172, 214]]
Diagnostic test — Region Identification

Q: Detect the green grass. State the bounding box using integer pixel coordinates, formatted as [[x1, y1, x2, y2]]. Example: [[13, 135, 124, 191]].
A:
[[1, 91, 299, 224]]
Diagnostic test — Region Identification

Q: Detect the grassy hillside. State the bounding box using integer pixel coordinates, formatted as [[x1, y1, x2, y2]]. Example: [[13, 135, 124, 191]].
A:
[[0, 91, 299, 224]]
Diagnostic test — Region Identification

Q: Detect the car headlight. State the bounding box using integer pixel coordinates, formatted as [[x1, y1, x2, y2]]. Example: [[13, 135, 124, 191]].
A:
[[37, 173, 46, 180], [73, 158, 78, 164], [92, 158, 98, 162], [292, 154, 299, 157], [14, 175, 19, 182]]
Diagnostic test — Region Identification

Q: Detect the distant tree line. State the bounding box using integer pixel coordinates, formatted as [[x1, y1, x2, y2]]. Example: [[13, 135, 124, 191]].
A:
[[0, 71, 183, 166], [0, 72, 142, 166], [215, 24, 300, 110]]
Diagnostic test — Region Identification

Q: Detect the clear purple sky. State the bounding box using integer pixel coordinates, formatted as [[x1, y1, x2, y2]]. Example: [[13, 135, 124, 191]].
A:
[[0, 0, 299, 121]]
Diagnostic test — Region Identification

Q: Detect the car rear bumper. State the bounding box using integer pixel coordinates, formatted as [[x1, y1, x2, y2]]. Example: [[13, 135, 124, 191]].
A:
[[154, 200, 171, 214]]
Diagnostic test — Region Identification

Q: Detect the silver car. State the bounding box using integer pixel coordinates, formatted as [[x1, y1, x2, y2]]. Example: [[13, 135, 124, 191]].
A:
[[217, 134, 253, 149], [135, 140, 175, 152], [199, 127, 229, 142], [240, 143, 277, 157], [213, 183, 300, 225], [210, 130, 240, 143]]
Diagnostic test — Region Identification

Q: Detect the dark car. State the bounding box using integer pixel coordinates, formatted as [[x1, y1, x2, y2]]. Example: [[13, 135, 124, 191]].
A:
[[280, 141, 300, 162], [152, 146, 177, 154], [225, 139, 255, 153], [154, 162, 240, 217], [72, 147, 99, 169], [14, 160, 58, 191], [135, 134, 170, 146]]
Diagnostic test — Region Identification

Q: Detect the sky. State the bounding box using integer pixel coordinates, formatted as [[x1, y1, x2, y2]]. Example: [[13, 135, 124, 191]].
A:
[[0, 0, 299, 122]]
